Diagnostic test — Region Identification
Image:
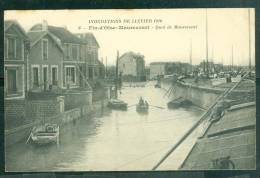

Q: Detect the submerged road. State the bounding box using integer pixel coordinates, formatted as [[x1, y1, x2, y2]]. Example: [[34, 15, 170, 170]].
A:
[[6, 81, 204, 171]]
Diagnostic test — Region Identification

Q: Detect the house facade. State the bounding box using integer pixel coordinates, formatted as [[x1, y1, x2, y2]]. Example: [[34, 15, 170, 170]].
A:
[[118, 51, 146, 81], [4, 20, 29, 100], [29, 21, 89, 89], [27, 28, 64, 91]]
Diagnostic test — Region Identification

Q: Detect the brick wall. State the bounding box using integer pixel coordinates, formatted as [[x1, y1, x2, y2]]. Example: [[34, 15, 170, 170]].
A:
[[5, 99, 26, 129], [25, 99, 60, 122], [64, 91, 92, 111]]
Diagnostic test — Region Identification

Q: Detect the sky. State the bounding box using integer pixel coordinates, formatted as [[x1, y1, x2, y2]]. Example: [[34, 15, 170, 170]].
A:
[[5, 9, 255, 66]]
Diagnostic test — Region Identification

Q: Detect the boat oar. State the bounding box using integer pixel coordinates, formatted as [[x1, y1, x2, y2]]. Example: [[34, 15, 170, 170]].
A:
[[128, 104, 137, 108], [26, 131, 32, 144], [149, 105, 165, 109]]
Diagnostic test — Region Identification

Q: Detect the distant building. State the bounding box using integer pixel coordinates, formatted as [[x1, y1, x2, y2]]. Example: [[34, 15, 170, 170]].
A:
[[150, 62, 167, 79], [150, 62, 191, 79], [97, 60, 105, 79], [118, 51, 146, 81], [4, 20, 29, 99]]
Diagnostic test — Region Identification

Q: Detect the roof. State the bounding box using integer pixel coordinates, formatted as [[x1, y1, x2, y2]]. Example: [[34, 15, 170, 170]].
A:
[[4, 20, 28, 39], [76, 33, 100, 48], [29, 24, 85, 44], [180, 104, 256, 170], [119, 51, 144, 61], [27, 31, 63, 52]]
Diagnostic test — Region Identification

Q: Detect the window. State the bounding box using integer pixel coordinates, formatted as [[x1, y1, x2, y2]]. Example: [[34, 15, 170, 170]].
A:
[[66, 67, 76, 84], [42, 39, 48, 60], [42, 67, 48, 89], [71, 45, 79, 60], [7, 38, 16, 59], [65, 44, 70, 58], [7, 69, 17, 93], [32, 67, 39, 87], [51, 67, 58, 85], [21, 41, 24, 60]]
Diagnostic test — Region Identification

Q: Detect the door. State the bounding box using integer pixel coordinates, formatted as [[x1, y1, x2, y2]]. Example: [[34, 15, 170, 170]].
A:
[[79, 66, 82, 87], [52, 67, 57, 85], [43, 67, 48, 90]]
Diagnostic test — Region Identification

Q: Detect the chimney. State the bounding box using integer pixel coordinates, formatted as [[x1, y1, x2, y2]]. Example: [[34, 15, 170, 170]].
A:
[[42, 20, 48, 31]]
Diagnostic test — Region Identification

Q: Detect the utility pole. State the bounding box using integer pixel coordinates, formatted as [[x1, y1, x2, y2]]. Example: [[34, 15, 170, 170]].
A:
[[205, 9, 209, 78], [248, 8, 252, 76], [105, 56, 107, 78], [190, 38, 192, 73], [231, 45, 234, 71], [115, 51, 119, 99]]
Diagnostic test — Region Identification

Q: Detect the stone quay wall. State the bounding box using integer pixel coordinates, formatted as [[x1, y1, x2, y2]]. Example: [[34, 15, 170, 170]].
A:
[[162, 80, 255, 109]]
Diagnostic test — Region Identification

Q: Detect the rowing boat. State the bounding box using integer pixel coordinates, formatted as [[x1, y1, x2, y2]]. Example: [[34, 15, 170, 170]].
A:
[[136, 103, 149, 113], [29, 124, 59, 145]]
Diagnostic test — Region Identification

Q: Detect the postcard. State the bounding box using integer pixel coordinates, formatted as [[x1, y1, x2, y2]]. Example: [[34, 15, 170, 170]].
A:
[[4, 8, 255, 171]]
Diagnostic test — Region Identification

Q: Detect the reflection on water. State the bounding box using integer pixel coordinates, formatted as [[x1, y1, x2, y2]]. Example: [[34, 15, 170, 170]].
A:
[[6, 82, 203, 171]]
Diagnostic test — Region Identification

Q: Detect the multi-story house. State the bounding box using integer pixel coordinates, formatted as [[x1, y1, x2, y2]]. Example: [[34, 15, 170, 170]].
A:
[[4, 20, 30, 129], [27, 21, 64, 91], [4, 20, 29, 99], [118, 51, 146, 81], [76, 33, 100, 80], [29, 21, 88, 89]]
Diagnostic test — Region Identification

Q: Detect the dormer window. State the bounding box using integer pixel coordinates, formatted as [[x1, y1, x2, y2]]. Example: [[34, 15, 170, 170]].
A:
[[42, 39, 48, 60]]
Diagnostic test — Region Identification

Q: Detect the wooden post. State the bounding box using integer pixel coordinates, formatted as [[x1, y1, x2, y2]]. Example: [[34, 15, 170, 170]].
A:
[[115, 51, 119, 99]]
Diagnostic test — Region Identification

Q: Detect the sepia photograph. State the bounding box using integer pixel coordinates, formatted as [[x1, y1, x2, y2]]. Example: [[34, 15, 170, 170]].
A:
[[4, 8, 256, 172]]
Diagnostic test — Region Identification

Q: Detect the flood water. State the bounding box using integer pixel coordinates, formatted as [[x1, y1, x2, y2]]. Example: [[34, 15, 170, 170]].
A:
[[6, 81, 204, 172]]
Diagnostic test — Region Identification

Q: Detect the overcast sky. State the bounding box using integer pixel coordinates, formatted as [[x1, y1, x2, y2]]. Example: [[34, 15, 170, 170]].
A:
[[5, 9, 255, 66]]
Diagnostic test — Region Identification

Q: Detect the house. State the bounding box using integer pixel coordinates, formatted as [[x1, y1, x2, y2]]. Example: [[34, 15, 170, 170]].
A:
[[118, 51, 146, 82], [4, 20, 29, 99], [76, 33, 100, 80], [27, 22, 64, 91], [29, 21, 89, 89], [150, 61, 191, 79], [4, 20, 30, 129]]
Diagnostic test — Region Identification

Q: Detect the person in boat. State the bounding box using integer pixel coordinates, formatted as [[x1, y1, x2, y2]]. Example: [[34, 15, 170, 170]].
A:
[[145, 100, 149, 107], [139, 97, 144, 106]]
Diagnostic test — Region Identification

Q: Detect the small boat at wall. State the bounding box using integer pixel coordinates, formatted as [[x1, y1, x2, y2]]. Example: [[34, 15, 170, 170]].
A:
[[154, 83, 161, 88], [167, 97, 192, 109], [28, 124, 60, 145], [136, 103, 149, 113], [107, 99, 128, 110]]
